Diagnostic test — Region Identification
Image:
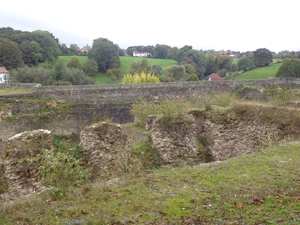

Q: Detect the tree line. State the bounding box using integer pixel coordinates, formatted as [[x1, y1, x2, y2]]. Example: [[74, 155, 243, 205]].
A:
[[1, 27, 299, 85]]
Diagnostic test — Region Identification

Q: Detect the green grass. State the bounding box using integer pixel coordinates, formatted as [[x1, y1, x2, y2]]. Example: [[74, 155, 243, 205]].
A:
[[1, 142, 299, 224], [119, 56, 177, 75], [57, 56, 177, 84], [235, 63, 282, 80], [0, 88, 33, 95], [56, 56, 88, 67]]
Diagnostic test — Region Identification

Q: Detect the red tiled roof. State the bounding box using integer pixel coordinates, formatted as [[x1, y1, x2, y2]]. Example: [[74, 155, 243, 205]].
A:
[[209, 73, 221, 81], [0, 67, 8, 73]]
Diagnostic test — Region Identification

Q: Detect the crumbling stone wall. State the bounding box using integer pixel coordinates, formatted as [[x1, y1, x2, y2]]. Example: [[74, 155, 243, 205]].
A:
[[0, 129, 52, 203], [192, 113, 282, 161], [146, 115, 204, 166], [146, 109, 284, 164], [79, 122, 131, 179]]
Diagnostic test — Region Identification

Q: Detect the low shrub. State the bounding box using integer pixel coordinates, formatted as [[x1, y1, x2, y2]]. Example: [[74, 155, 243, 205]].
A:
[[130, 99, 159, 127], [122, 72, 160, 84], [37, 150, 91, 191]]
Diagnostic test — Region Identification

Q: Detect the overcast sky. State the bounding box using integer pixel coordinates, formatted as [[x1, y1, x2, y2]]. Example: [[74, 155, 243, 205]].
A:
[[0, 0, 299, 53]]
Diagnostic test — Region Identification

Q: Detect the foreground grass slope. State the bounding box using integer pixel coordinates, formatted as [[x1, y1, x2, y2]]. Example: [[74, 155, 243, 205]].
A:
[[1, 142, 299, 224]]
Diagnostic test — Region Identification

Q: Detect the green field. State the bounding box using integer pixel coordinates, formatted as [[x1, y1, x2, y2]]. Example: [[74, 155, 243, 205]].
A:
[[57, 56, 88, 67], [119, 56, 177, 75], [57, 56, 177, 84], [235, 62, 282, 80]]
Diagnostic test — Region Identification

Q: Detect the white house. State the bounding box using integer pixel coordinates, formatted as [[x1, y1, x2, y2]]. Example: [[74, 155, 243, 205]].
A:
[[0, 66, 9, 83], [133, 51, 152, 57]]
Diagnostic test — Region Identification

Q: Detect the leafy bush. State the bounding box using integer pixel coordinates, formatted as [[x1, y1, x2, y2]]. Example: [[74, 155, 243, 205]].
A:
[[9, 66, 56, 85], [67, 56, 81, 69], [276, 58, 300, 78], [158, 98, 191, 123], [150, 64, 164, 75], [60, 67, 94, 85], [190, 93, 238, 109], [130, 99, 159, 127], [82, 58, 98, 76], [9, 65, 94, 85], [163, 65, 187, 82], [37, 150, 91, 191], [106, 68, 122, 81], [122, 72, 160, 84], [265, 88, 295, 106], [131, 98, 191, 127], [128, 58, 151, 75]]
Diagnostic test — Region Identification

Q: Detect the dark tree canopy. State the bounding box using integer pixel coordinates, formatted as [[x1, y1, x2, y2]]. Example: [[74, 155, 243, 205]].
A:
[[253, 48, 273, 67], [276, 58, 300, 78], [20, 40, 43, 66], [164, 65, 187, 82], [181, 49, 207, 78], [217, 55, 233, 71], [30, 30, 61, 62], [0, 38, 24, 69], [88, 38, 120, 72], [237, 56, 255, 71], [205, 53, 218, 76], [153, 44, 168, 59]]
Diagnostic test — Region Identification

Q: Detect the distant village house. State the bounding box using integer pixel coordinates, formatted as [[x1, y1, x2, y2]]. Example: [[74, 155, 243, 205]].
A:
[[78, 46, 89, 54], [208, 73, 222, 81], [133, 51, 152, 57], [0, 66, 9, 83]]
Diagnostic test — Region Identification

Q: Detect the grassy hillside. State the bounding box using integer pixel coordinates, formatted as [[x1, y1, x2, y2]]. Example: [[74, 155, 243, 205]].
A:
[[119, 56, 177, 75], [234, 62, 281, 80], [57, 56, 88, 67], [57, 56, 177, 84], [0, 141, 299, 224]]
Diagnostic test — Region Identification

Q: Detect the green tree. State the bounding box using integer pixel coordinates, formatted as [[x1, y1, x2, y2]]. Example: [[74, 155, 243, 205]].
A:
[[0, 38, 24, 69], [164, 65, 187, 82], [253, 48, 273, 67], [166, 47, 178, 60], [205, 53, 218, 75], [82, 58, 98, 76], [128, 58, 151, 75], [60, 43, 69, 55], [88, 38, 120, 72], [20, 40, 43, 66], [154, 44, 168, 59], [67, 56, 81, 68], [182, 49, 207, 79], [31, 30, 61, 62], [237, 56, 255, 71], [69, 43, 79, 55], [54, 62, 66, 81], [175, 45, 192, 62], [276, 58, 300, 78], [150, 64, 163, 76], [186, 73, 199, 81], [217, 55, 233, 71]]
